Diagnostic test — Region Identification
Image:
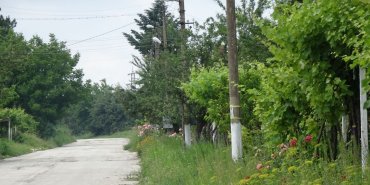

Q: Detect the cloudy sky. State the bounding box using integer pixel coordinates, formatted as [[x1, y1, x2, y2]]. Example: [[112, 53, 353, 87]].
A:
[[0, 0, 229, 87]]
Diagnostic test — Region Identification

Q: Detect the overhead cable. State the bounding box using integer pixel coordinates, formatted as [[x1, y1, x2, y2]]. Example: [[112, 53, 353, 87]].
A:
[[67, 22, 135, 46], [15, 14, 136, 21]]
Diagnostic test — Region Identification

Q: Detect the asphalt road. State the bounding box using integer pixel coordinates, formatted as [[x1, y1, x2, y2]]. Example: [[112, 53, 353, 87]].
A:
[[0, 138, 140, 185]]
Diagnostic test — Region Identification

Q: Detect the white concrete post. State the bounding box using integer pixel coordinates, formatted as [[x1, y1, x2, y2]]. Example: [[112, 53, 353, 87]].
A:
[[341, 114, 349, 142], [360, 67, 368, 172], [8, 118, 11, 141], [231, 120, 242, 160], [184, 124, 191, 146]]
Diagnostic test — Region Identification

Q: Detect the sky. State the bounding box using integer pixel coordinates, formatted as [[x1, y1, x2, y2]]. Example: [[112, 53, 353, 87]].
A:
[[0, 0, 229, 87]]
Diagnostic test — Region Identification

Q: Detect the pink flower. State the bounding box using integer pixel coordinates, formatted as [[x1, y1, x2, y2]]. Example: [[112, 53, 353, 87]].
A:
[[256, 163, 263, 170], [290, 138, 297, 147], [304, 135, 313, 143], [169, 132, 177, 137]]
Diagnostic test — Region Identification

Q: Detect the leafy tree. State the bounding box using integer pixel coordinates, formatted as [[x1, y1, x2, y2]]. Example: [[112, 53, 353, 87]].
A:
[[14, 35, 84, 137], [63, 80, 130, 136], [88, 81, 128, 135], [0, 13, 28, 108], [62, 80, 94, 135], [188, 0, 271, 68], [182, 63, 260, 133], [123, 1, 186, 127], [123, 0, 181, 56], [256, 0, 370, 158], [0, 108, 38, 134]]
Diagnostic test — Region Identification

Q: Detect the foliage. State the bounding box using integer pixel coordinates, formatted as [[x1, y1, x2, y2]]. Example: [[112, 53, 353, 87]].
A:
[[63, 80, 130, 136], [238, 138, 365, 185], [123, 0, 181, 56], [132, 52, 183, 125], [0, 14, 28, 108], [89, 82, 128, 135], [0, 108, 38, 134], [16, 35, 84, 137], [134, 133, 367, 185], [182, 63, 260, 133], [253, 0, 370, 156], [137, 135, 253, 185], [124, 0, 187, 126], [0, 12, 85, 137], [0, 132, 58, 158], [14, 132, 55, 149], [0, 139, 31, 158], [137, 123, 159, 137], [51, 124, 75, 147], [188, 0, 271, 68]]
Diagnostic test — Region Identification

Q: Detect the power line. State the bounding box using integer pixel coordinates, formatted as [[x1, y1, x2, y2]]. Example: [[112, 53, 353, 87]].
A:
[[67, 22, 135, 46], [1, 5, 145, 14], [14, 14, 136, 21]]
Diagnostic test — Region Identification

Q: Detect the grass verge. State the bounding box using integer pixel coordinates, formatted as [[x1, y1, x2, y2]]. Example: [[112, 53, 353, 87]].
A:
[[135, 134, 368, 185], [138, 136, 254, 185], [0, 125, 75, 159]]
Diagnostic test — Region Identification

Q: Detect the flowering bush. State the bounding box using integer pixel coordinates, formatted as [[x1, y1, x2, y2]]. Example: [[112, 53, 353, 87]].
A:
[[137, 123, 159, 137], [239, 134, 350, 184]]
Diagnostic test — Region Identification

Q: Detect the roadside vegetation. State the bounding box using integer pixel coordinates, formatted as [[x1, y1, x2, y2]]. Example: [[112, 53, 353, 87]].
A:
[[0, 8, 132, 157], [1, 0, 370, 184], [0, 125, 75, 158], [126, 126, 366, 185], [122, 0, 370, 184]]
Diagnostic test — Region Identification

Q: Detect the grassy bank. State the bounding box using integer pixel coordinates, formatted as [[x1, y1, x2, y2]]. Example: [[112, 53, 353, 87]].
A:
[[0, 125, 75, 159], [132, 133, 368, 185]]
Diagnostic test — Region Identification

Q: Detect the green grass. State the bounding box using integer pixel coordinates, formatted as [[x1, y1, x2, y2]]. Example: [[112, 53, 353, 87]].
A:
[[16, 133, 56, 149], [138, 136, 255, 185], [0, 139, 32, 158], [135, 135, 370, 185], [0, 125, 76, 159]]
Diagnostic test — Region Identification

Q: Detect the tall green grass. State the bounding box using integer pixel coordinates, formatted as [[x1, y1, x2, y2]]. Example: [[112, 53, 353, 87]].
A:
[[0, 139, 31, 158], [138, 136, 255, 185], [0, 125, 76, 159], [136, 135, 369, 185]]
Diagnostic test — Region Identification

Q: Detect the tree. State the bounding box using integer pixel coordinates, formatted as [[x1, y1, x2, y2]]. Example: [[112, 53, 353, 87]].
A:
[[256, 0, 370, 160], [123, 0, 181, 57], [14, 35, 84, 137], [0, 12, 28, 108], [123, 1, 185, 129], [89, 81, 128, 135]]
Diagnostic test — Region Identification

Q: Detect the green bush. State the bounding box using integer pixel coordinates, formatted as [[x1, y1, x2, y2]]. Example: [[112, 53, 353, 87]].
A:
[[51, 125, 75, 147], [0, 139, 31, 158], [0, 108, 38, 134]]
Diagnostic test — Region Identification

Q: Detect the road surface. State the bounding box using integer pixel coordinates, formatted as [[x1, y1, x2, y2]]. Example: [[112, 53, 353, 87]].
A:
[[0, 138, 140, 185]]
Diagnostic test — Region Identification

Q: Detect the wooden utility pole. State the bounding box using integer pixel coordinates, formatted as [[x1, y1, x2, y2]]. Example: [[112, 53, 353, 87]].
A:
[[226, 0, 242, 160], [179, 0, 191, 146], [360, 67, 368, 172]]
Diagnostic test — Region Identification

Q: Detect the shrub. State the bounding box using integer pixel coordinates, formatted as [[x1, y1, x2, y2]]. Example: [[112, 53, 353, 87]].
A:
[[51, 125, 75, 146], [0, 108, 38, 134]]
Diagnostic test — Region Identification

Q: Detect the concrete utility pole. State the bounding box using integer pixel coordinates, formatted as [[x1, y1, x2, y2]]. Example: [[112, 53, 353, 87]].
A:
[[360, 67, 368, 173], [128, 69, 136, 90], [226, 0, 242, 160], [179, 0, 191, 147], [162, 4, 168, 49]]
